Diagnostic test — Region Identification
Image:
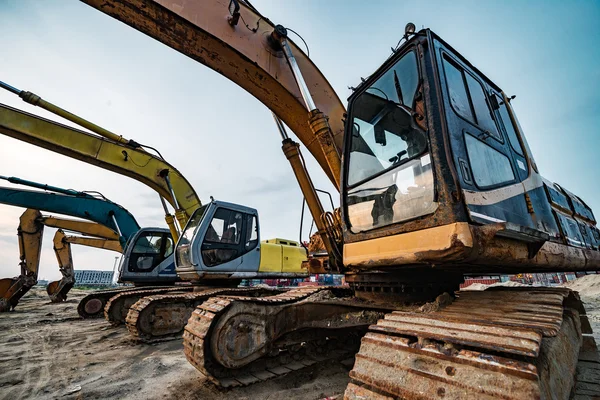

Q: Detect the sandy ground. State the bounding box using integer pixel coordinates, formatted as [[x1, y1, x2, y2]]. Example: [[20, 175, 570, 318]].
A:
[[1, 277, 599, 400], [562, 274, 600, 345], [0, 288, 350, 400]]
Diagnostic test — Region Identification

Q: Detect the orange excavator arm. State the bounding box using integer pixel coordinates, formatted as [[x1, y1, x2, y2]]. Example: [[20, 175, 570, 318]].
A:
[[43, 217, 122, 302], [49, 229, 122, 302], [81, 0, 345, 189], [0, 209, 44, 311]]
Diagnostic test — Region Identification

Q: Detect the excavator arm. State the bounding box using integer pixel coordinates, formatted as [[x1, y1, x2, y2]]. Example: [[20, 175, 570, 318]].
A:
[[49, 229, 122, 302], [0, 208, 124, 307], [81, 0, 345, 189], [49, 230, 75, 303], [40, 215, 121, 302], [0, 209, 44, 311], [79, 0, 348, 269], [63, 235, 122, 253], [41, 215, 120, 242], [0, 94, 201, 240]]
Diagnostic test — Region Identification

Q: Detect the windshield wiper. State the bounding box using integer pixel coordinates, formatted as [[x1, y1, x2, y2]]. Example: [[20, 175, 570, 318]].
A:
[[393, 71, 405, 106]]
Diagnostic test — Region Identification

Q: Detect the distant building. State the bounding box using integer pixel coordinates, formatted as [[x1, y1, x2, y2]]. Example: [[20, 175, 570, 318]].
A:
[[35, 280, 49, 286], [74, 270, 114, 286]]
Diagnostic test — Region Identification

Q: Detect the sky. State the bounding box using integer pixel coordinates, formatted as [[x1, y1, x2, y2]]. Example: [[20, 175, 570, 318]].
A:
[[0, 0, 598, 281]]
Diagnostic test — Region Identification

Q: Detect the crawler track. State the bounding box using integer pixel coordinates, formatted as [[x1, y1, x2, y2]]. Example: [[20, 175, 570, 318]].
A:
[[183, 286, 383, 387], [125, 287, 283, 342], [77, 286, 181, 319], [103, 286, 194, 325], [345, 287, 593, 400]]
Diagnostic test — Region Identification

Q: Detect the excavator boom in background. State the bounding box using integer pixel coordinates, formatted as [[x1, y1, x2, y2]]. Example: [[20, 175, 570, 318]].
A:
[[78, 1, 600, 397]]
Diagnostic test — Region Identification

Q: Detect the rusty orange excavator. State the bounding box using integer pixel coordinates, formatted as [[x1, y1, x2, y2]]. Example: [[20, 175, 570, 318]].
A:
[[74, 1, 600, 398]]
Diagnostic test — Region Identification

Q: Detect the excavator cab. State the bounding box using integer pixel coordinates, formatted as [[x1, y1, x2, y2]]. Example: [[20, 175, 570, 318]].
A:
[[341, 28, 600, 274], [176, 201, 259, 280], [175, 200, 307, 281], [118, 227, 178, 284]]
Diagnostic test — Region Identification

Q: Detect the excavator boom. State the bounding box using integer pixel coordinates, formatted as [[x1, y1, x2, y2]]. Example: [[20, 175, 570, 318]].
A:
[[0, 182, 139, 245], [41, 216, 120, 242], [0, 101, 200, 239], [81, 0, 345, 188]]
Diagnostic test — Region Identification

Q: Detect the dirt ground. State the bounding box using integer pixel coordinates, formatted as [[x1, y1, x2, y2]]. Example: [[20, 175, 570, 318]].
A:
[[1, 277, 599, 400], [0, 288, 350, 400]]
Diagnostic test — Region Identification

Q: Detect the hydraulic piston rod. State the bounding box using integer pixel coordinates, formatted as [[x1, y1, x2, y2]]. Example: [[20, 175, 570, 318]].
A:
[[270, 27, 342, 188], [271, 113, 334, 259], [0, 80, 140, 148], [0, 175, 94, 198], [159, 195, 180, 242]]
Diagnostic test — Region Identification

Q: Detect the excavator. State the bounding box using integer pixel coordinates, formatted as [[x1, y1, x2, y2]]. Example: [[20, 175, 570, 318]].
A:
[[79, 1, 600, 398], [0, 207, 123, 311], [0, 175, 181, 313], [0, 82, 308, 336]]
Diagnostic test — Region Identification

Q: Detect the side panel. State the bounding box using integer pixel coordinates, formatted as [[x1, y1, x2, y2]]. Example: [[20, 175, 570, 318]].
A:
[[282, 245, 308, 273], [257, 242, 283, 273]]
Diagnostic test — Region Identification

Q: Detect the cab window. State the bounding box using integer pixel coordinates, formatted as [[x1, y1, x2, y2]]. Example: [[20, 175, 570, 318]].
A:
[[465, 134, 515, 187], [346, 50, 438, 232], [201, 208, 244, 267], [493, 93, 525, 156], [129, 232, 173, 272], [443, 56, 501, 141], [204, 208, 242, 244], [245, 214, 258, 251]]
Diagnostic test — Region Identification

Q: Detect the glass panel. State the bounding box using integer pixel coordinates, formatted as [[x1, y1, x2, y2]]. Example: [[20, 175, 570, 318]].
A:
[[494, 94, 525, 156], [202, 249, 238, 267], [465, 75, 500, 141], [443, 58, 473, 122], [367, 51, 419, 107], [347, 154, 438, 232], [245, 215, 258, 251], [348, 51, 426, 187], [465, 134, 515, 187], [132, 233, 163, 254], [179, 204, 208, 245], [162, 236, 174, 257], [204, 208, 243, 244]]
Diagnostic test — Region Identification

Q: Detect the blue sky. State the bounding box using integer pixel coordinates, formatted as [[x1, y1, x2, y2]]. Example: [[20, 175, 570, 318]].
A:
[[0, 0, 598, 280]]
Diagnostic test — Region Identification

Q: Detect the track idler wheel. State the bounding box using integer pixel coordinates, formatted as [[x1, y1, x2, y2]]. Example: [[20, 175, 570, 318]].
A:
[[83, 298, 105, 316]]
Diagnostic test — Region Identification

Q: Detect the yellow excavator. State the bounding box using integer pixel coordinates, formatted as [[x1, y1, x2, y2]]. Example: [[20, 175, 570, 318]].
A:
[[81, 1, 599, 398], [0, 82, 308, 334], [0, 208, 121, 311]]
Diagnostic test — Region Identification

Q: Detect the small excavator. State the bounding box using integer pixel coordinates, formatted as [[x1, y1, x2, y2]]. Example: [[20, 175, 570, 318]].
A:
[[0, 82, 308, 339], [0, 175, 181, 313], [81, 1, 600, 398]]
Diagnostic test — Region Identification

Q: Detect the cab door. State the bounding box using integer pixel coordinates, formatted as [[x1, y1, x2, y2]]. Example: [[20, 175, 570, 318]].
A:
[[435, 42, 531, 227], [198, 207, 244, 272]]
